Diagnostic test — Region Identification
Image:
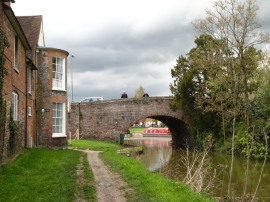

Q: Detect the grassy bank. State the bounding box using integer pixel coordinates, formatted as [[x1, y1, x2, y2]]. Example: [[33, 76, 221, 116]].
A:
[[69, 139, 122, 151], [70, 140, 212, 202], [0, 140, 212, 201], [128, 127, 145, 133], [0, 148, 96, 202]]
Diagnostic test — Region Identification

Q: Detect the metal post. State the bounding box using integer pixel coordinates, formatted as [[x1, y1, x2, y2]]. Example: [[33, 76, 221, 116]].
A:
[[71, 54, 75, 102]]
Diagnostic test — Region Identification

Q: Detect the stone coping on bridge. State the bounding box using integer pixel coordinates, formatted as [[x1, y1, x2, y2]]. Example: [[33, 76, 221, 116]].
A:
[[72, 96, 175, 105]]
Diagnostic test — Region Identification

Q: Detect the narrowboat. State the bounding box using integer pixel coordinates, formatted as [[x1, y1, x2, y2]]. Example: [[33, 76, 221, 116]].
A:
[[143, 128, 171, 137]]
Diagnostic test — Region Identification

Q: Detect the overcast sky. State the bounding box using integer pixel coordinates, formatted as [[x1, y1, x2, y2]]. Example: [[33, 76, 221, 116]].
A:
[[12, 0, 270, 101]]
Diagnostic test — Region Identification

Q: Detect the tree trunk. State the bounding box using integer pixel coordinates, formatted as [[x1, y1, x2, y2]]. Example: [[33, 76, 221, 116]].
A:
[[228, 64, 238, 199], [252, 128, 268, 201], [242, 131, 254, 201], [221, 101, 226, 145]]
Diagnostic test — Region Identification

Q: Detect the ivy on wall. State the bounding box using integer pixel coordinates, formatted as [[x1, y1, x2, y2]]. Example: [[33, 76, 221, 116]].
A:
[[8, 108, 18, 152], [0, 26, 10, 160], [0, 26, 9, 93]]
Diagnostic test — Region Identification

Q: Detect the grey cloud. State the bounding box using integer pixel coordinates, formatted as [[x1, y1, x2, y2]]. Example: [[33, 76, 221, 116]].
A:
[[51, 22, 194, 75], [46, 0, 270, 101]]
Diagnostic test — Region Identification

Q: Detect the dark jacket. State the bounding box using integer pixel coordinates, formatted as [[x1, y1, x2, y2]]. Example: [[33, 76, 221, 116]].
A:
[[121, 93, 128, 98]]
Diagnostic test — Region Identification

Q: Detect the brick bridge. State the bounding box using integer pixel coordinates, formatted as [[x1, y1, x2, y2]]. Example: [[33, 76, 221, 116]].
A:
[[69, 96, 191, 147]]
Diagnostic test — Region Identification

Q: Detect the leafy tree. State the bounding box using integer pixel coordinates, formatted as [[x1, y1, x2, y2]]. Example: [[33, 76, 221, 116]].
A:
[[170, 35, 231, 147], [192, 0, 270, 127], [192, 0, 269, 198], [251, 55, 270, 120]]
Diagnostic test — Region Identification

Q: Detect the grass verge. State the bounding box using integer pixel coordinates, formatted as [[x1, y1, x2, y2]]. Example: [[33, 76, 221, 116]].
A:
[[128, 127, 145, 133], [70, 140, 213, 202], [100, 150, 212, 202], [76, 152, 97, 202], [69, 139, 122, 151], [0, 148, 96, 202]]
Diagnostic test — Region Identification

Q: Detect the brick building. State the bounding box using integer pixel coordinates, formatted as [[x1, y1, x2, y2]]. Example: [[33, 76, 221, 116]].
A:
[[36, 47, 69, 148], [17, 15, 44, 148], [0, 0, 31, 162], [18, 15, 69, 149], [0, 0, 69, 164]]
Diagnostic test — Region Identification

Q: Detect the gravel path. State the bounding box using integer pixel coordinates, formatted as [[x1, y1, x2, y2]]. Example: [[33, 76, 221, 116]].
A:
[[84, 150, 129, 202]]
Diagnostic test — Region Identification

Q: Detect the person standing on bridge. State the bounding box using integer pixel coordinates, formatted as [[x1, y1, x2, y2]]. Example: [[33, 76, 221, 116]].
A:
[[121, 91, 128, 98], [143, 92, 149, 97]]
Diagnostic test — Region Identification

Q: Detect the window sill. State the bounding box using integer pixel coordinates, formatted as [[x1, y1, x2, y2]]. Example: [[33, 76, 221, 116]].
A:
[[13, 67, 19, 73], [52, 134, 67, 138], [52, 88, 67, 92]]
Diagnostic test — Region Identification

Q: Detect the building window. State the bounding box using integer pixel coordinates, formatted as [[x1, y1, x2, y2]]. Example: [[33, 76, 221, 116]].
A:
[[52, 57, 65, 90], [52, 102, 66, 137], [28, 107, 32, 116], [28, 68, 32, 94], [12, 92, 18, 121], [14, 35, 18, 69]]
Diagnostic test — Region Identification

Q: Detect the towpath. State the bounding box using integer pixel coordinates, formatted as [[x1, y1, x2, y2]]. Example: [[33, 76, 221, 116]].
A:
[[84, 150, 129, 202]]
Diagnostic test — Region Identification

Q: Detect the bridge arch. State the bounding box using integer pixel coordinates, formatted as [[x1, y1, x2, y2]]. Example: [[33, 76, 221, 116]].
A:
[[69, 97, 191, 147]]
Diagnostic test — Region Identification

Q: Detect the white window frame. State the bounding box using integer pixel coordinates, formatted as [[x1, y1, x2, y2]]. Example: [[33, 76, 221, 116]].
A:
[[52, 56, 65, 91], [28, 107, 32, 116], [12, 92, 18, 121], [14, 35, 19, 70], [52, 102, 66, 138]]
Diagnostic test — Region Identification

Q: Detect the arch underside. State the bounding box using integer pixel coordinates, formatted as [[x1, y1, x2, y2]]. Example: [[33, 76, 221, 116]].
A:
[[130, 114, 191, 148]]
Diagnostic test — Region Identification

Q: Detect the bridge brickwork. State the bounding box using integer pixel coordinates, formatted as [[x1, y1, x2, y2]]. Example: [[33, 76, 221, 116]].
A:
[[69, 97, 191, 147]]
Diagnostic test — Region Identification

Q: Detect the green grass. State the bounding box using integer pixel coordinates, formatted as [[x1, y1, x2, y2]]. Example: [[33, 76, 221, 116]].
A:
[[1, 140, 213, 202], [0, 148, 96, 202], [100, 151, 213, 202], [128, 127, 145, 133], [69, 139, 122, 151], [81, 152, 97, 201], [70, 140, 213, 202]]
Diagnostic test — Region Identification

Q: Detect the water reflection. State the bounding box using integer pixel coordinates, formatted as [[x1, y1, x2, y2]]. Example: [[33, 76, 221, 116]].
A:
[[125, 137, 270, 200], [124, 138, 172, 171]]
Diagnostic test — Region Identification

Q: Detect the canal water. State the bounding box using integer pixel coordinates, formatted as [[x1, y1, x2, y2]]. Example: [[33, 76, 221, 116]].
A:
[[124, 137, 270, 201]]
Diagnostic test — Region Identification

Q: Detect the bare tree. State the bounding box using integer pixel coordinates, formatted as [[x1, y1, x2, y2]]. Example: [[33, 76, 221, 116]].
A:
[[133, 85, 145, 98], [182, 136, 216, 193]]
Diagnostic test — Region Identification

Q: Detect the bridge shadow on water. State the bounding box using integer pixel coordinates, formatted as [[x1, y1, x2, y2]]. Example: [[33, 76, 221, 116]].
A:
[[147, 115, 191, 148]]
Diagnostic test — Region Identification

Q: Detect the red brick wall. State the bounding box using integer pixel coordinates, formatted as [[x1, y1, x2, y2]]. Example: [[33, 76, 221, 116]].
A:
[[0, 2, 69, 165], [1, 11, 27, 162], [0, 2, 3, 25], [26, 62, 38, 147], [27, 72, 36, 148]]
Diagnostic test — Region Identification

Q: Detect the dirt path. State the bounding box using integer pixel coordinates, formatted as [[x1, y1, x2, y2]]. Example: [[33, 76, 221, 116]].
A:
[[84, 150, 129, 202]]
